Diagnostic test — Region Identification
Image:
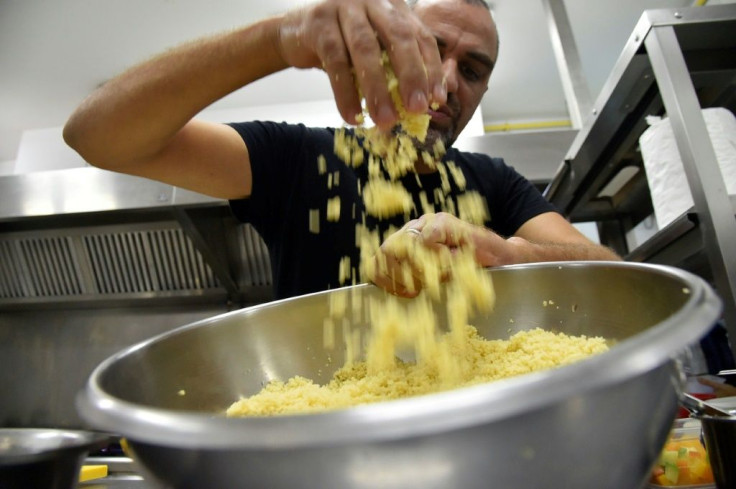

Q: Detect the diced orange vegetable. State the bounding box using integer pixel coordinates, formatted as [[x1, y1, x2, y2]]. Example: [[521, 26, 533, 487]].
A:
[[655, 473, 672, 486], [650, 435, 715, 486]]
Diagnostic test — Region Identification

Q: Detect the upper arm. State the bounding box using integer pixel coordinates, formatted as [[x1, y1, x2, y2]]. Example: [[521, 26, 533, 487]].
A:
[[121, 119, 252, 200], [514, 212, 595, 246]]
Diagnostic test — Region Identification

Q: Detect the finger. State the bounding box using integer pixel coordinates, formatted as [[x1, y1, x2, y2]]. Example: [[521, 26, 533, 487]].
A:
[[403, 227, 431, 276], [326, 65, 363, 125], [423, 213, 463, 247], [371, 254, 422, 298], [399, 230, 447, 292], [416, 28, 446, 108], [338, 3, 397, 128], [380, 235, 426, 289], [310, 10, 364, 124], [402, 218, 423, 232], [367, 1, 433, 114]]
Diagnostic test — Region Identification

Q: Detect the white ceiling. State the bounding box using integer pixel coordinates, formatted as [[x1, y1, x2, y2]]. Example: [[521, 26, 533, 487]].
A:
[[0, 0, 706, 165]]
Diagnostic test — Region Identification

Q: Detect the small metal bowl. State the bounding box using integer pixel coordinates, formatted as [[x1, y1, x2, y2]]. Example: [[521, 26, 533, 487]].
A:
[[701, 415, 736, 489], [0, 428, 111, 489], [678, 395, 736, 489]]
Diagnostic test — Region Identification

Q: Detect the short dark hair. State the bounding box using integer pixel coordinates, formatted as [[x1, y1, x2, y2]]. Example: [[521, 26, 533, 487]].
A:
[[407, 0, 491, 11], [407, 0, 498, 54]]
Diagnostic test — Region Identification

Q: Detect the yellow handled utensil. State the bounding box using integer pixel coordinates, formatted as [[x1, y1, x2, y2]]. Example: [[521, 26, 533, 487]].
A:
[[79, 464, 108, 482]]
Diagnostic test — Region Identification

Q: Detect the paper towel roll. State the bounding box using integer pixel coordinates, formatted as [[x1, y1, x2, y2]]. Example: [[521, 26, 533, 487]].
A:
[[639, 107, 736, 229]]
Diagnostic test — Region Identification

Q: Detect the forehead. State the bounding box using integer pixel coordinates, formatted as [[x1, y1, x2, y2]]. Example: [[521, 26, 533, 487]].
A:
[[413, 0, 498, 62]]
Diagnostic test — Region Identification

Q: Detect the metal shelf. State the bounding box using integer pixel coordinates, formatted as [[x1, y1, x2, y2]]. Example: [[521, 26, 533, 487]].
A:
[[626, 197, 736, 268], [545, 5, 736, 357]]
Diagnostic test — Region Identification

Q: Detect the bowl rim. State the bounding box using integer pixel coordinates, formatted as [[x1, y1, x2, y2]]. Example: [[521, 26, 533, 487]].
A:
[[77, 261, 722, 449], [0, 428, 111, 466]]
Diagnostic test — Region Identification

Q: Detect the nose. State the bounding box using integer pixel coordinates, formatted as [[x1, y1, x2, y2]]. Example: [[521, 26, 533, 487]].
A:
[[442, 58, 459, 95]]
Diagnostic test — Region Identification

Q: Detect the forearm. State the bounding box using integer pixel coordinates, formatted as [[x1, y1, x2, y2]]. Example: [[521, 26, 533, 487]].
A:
[[483, 235, 622, 266], [63, 16, 286, 169]]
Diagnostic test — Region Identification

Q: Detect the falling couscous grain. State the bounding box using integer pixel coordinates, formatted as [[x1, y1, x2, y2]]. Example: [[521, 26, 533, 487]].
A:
[[228, 51, 609, 418]]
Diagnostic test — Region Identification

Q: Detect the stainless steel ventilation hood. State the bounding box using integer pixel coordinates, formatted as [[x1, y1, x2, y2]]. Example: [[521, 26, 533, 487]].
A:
[[0, 167, 273, 309]]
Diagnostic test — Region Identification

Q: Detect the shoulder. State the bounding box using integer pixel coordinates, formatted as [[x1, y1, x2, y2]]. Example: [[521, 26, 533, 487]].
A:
[[227, 122, 345, 173], [446, 148, 509, 174], [445, 148, 520, 188], [227, 121, 338, 145]]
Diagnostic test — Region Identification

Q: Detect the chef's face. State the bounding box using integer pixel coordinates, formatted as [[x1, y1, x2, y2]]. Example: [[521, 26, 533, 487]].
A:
[[412, 0, 498, 151]]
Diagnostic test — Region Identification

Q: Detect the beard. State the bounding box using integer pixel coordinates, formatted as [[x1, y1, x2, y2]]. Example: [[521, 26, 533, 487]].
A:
[[405, 121, 456, 174], [415, 93, 462, 152], [397, 113, 457, 154], [390, 124, 454, 161], [418, 122, 456, 152], [388, 94, 462, 159]]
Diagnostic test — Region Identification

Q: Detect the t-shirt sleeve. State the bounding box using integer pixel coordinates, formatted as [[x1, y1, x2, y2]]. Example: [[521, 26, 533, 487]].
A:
[[226, 121, 315, 243], [223, 121, 357, 298], [485, 157, 559, 237]]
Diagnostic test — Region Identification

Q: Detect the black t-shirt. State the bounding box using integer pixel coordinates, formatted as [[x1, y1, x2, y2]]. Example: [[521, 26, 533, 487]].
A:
[[229, 121, 556, 299]]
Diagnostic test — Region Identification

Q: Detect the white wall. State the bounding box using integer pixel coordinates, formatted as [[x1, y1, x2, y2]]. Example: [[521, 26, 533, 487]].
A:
[[14, 127, 87, 174], [0, 160, 15, 176], [12, 101, 484, 174]]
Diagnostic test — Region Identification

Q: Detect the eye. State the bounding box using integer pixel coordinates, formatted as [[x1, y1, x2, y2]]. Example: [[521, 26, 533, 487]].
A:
[[460, 64, 481, 81]]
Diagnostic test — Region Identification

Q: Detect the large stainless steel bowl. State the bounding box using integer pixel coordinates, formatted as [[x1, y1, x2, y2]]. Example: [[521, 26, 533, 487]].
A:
[[78, 262, 722, 489]]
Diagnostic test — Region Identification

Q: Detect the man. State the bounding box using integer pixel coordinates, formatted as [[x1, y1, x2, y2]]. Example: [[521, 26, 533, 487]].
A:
[[63, 0, 619, 300]]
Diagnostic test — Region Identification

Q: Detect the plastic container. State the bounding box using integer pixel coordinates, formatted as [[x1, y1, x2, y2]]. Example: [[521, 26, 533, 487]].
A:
[[650, 419, 716, 488]]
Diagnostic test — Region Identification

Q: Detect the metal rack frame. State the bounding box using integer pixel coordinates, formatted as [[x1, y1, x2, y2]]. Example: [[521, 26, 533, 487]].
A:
[[545, 5, 736, 356]]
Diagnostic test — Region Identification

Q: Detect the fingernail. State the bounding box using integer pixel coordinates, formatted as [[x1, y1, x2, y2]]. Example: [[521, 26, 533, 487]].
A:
[[377, 104, 395, 125], [408, 89, 428, 113], [433, 82, 447, 103]]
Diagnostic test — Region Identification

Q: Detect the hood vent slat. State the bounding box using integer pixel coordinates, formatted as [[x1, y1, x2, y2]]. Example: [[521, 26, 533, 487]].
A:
[[0, 224, 230, 302], [239, 224, 271, 287], [0, 240, 34, 298], [83, 228, 220, 295], [18, 237, 83, 298], [1, 214, 273, 306]]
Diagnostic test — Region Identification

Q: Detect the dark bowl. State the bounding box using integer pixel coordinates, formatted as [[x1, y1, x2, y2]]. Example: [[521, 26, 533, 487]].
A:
[[0, 428, 111, 489], [701, 414, 736, 489]]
